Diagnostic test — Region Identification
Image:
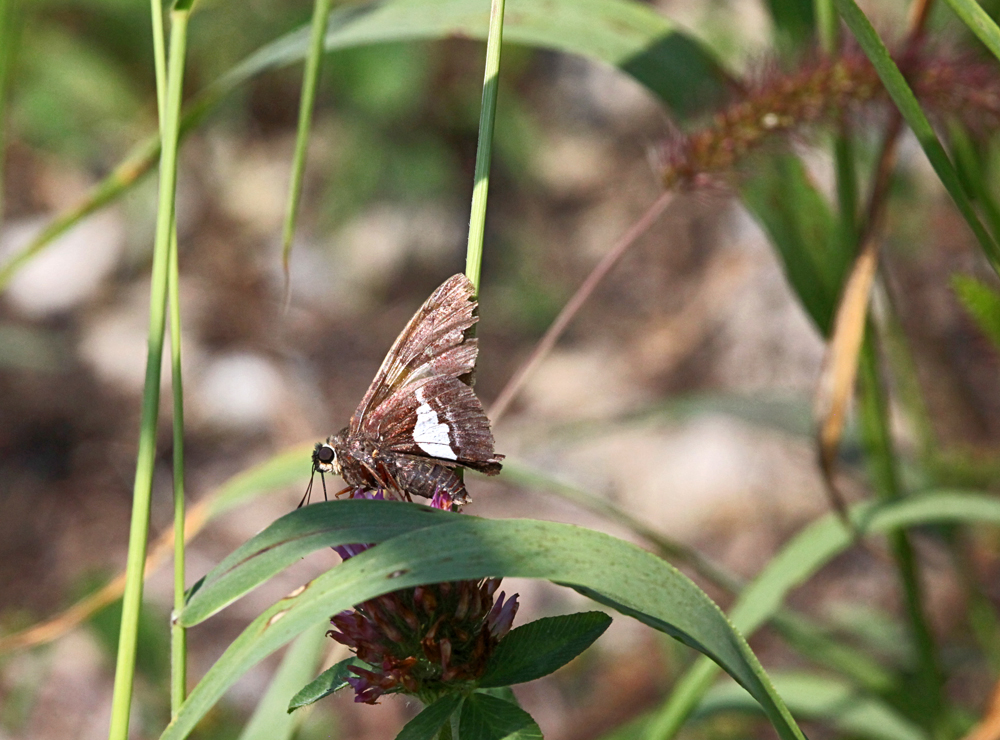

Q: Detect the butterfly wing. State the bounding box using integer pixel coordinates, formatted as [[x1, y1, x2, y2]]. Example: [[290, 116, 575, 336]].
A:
[[350, 274, 502, 474]]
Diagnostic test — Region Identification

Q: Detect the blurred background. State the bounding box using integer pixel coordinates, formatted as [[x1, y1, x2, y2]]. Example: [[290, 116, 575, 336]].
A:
[[2, 0, 1000, 738]]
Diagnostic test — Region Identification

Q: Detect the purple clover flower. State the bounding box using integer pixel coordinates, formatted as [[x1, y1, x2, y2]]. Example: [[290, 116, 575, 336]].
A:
[[326, 487, 519, 704]]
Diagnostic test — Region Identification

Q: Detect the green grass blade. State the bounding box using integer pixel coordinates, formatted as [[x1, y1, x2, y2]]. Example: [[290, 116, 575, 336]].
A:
[[740, 153, 851, 336], [502, 459, 905, 697], [281, 0, 333, 275], [168, 509, 808, 740], [952, 274, 1000, 350], [815, 0, 837, 53], [183, 500, 454, 625], [644, 492, 1000, 739], [696, 672, 928, 740], [168, 228, 188, 716], [764, 0, 815, 51], [858, 339, 945, 734], [465, 0, 506, 293], [0, 0, 21, 233], [236, 622, 327, 740], [833, 0, 1000, 274], [0, 446, 311, 658], [108, 9, 191, 740], [942, 0, 1000, 63], [0, 0, 727, 293], [208, 444, 311, 516], [949, 123, 1000, 247]]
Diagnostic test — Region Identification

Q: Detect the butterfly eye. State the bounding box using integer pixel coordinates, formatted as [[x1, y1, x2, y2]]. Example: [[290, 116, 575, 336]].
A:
[[317, 445, 336, 464]]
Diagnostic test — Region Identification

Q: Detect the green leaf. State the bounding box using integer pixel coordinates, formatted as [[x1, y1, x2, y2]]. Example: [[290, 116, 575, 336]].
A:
[[477, 686, 520, 703], [740, 153, 851, 335], [238, 623, 328, 740], [396, 694, 464, 740], [833, 0, 1000, 275], [183, 499, 453, 625], [287, 657, 365, 713], [479, 612, 612, 688], [165, 506, 807, 740], [644, 491, 1000, 739], [696, 673, 928, 740], [952, 274, 1000, 351], [459, 693, 543, 740]]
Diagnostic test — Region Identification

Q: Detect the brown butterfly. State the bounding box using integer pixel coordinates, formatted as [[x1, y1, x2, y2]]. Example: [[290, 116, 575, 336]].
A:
[[309, 274, 503, 506]]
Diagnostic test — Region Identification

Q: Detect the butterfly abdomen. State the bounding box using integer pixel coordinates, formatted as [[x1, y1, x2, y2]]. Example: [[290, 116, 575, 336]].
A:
[[389, 456, 468, 505]]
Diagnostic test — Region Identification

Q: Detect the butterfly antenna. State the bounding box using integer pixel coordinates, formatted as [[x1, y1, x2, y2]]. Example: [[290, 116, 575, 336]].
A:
[[321, 473, 329, 501], [298, 471, 315, 509]]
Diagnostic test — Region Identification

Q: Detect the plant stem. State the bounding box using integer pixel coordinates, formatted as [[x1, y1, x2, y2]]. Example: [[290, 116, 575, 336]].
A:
[[464, 0, 506, 293], [151, 0, 189, 718], [107, 6, 190, 740], [489, 191, 673, 423], [833, 131, 858, 246], [858, 338, 946, 738], [281, 0, 333, 278], [168, 226, 187, 716], [815, 0, 838, 54], [0, 0, 19, 234]]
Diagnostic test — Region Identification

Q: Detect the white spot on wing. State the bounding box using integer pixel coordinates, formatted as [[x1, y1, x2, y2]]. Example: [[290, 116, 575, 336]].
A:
[[413, 387, 458, 460]]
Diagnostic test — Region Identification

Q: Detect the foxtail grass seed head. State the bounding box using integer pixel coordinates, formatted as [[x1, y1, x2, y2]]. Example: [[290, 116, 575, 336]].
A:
[[662, 45, 1000, 190]]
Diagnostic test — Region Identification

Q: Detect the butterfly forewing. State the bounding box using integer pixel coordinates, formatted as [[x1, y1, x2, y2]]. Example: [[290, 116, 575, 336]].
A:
[[351, 274, 477, 431], [349, 274, 502, 475]]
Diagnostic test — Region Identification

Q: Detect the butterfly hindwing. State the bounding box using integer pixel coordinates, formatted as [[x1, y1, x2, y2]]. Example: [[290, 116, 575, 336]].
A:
[[383, 375, 502, 473]]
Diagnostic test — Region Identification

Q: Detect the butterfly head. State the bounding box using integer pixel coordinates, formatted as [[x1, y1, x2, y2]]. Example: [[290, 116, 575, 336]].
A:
[[312, 439, 341, 476]]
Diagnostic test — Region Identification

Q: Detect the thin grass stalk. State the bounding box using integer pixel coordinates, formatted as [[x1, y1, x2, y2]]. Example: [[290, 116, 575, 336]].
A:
[[834, 0, 1000, 274], [858, 338, 947, 738], [815, 0, 838, 55], [0, 0, 18, 234], [151, 0, 189, 718], [464, 0, 506, 292], [942, 0, 1000, 64], [489, 191, 674, 422], [0, 445, 310, 657], [949, 122, 1000, 243], [281, 0, 333, 280], [168, 226, 187, 716], [107, 6, 191, 740], [833, 132, 858, 246]]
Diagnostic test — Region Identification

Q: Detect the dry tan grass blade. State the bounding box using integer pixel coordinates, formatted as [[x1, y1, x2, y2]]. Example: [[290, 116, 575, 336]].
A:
[[814, 236, 880, 523], [961, 678, 1000, 740], [0, 499, 212, 655], [0, 443, 311, 655]]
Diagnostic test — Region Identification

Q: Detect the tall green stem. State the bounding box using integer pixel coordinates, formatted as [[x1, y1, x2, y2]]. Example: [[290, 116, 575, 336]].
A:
[[464, 0, 506, 293], [0, 0, 19, 233], [152, 0, 190, 719], [858, 337, 946, 738], [168, 227, 187, 716], [281, 0, 333, 275], [108, 6, 190, 739]]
